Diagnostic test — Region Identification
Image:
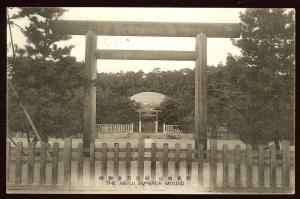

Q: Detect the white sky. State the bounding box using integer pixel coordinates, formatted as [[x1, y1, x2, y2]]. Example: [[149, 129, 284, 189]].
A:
[[7, 7, 244, 73]]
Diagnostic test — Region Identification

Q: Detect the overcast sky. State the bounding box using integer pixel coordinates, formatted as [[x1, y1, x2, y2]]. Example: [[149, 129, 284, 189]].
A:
[[7, 8, 244, 73]]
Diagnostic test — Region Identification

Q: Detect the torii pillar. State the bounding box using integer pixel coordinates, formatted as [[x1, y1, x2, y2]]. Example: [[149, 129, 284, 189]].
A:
[[195, 33, 208, 150], [83, 31, 97, 149]]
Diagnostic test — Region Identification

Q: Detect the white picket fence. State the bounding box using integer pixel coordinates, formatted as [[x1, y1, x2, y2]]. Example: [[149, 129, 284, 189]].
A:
[[163, 123, 183, 133], [96, 123, 134, 133]]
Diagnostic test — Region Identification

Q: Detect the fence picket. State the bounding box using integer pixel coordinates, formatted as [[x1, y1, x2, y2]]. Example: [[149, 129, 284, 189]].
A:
[[101, 143, 108, 180], [175, 143, 180, 177], [90, 142, 95, 184], [52, 142, 59, 185], [163, 143, 168, 179], [282, 140, 290, 187], [223, 145, 229, 188], [151, 143, 157, 180], [27, 142, 34, 184], [40, 142, 47, 184], [114, 143, 119, 177], [246, 144, 253, 187], [186, 144, 192, 184], [15, 142, 22, 184], [198, 144, 204, 186], [234, 145, 241, 188], [270, 145, 276, 188], [138, 138, 144, 178], [125, 143, 131, 177], [77, 143, 83, 185], [210, 140, 217, 188], [258, 145, 264, 188], [64, 138, 72, 189]]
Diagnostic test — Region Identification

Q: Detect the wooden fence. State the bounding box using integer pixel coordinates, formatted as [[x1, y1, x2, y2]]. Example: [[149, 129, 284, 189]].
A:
[[6, 139, 294, 193], [96, 123, 134, 133], [163, 124, 182, 133]]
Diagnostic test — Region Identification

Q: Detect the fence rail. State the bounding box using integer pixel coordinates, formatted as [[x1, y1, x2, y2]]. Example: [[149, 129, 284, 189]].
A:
[[96, 123, 134, 133], [6, 139, 294, 193], [163, 124, 182, 133]]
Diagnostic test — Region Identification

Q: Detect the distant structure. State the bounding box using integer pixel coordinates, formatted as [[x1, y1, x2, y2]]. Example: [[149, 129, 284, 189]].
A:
[[130, 92, 167, 133]]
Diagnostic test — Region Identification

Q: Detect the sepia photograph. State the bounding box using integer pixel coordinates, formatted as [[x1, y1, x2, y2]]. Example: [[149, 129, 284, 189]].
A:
[[6, 7, 295, 194]]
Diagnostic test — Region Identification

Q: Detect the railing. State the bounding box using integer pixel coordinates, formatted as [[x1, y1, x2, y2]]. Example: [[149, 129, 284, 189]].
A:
[[96, 123, 134, 133], [6, 139, 294, 193], [163, 124, 182, 133]]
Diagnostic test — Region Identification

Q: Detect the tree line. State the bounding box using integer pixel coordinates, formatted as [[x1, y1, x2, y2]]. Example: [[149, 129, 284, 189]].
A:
[[7, 8, 294, 147]]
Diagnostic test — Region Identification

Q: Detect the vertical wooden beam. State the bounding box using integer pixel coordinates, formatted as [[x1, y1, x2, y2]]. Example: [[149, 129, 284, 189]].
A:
[[209, 139, 217, 188], [83, 31, 97, 149], [186, 144, 192, 185], [258, 144, 264, 188], [175, 143, 180, 177], [234, 145, 241, 188], [64, 138, 72, 189], [139, 111, 142, 133], [101, 143, 107, 180], [163, 143, 168, 179], [282, 140, 290, 188], [114, 143, 119, 178], [155, 112, 158, 133], [15, 142, 22, 184], [195, 33, 207, 150], [197, 144, 204, 186], [89, 142, 95, 185], [125, 143, 131, 177], [246, 144, 253, 188], [25, 143, 33, 184], [138, 138, 144, 178], [40, 142, 47, 184], [151, 143, 157, 180], [222, 145, 229, 188], [270, 145, 276, 188], [52, 143, 59, 185]]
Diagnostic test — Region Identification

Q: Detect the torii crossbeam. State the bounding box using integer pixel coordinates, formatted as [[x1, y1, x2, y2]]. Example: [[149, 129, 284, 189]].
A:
[[51, 20, 240, 150]]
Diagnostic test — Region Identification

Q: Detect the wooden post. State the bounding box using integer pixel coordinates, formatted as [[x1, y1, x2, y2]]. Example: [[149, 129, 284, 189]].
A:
[[222, 145, 229, 188], [186, 144, 192, 185], [27, 142, 35, 184], [270, 145, 276, 188], [151, 143, 157, 180], [125, 143, 131, 177], [163, 123, 165, 134], [15, 142, 22, 184], [195, 33, 207, 150], [89, 142, 95, 184], [64, 138, 72, 189], [138, 138, 144, 178], [175, 143, 180, 177], [83, 31, 97, 149], [40, 142, 47, 184], [102, 143, 107, 180], [246, 144, 253, 188], [258, 144, 264, 188], [52, 143, 59, 185], [282, 140, 290, 187], [139, 111, 142, 133], [197, 144, 204, 186], [114, 143, 119, 177], [163, 143, 168, 179], [234, 145, 241, 188], [209, 139, 217, 188], [155, 112, 158, 133]]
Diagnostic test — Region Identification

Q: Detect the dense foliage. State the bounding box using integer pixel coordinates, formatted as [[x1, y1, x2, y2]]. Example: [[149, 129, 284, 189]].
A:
[[7, 8, 295, 146]]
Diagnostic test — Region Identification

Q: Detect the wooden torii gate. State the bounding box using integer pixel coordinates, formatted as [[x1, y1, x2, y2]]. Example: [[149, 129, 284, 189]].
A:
[[52, 20, 240, 150]]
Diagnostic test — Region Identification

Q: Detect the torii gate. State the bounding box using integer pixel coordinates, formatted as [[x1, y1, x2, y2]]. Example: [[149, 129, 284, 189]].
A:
[[52, 20, 240, 150]]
